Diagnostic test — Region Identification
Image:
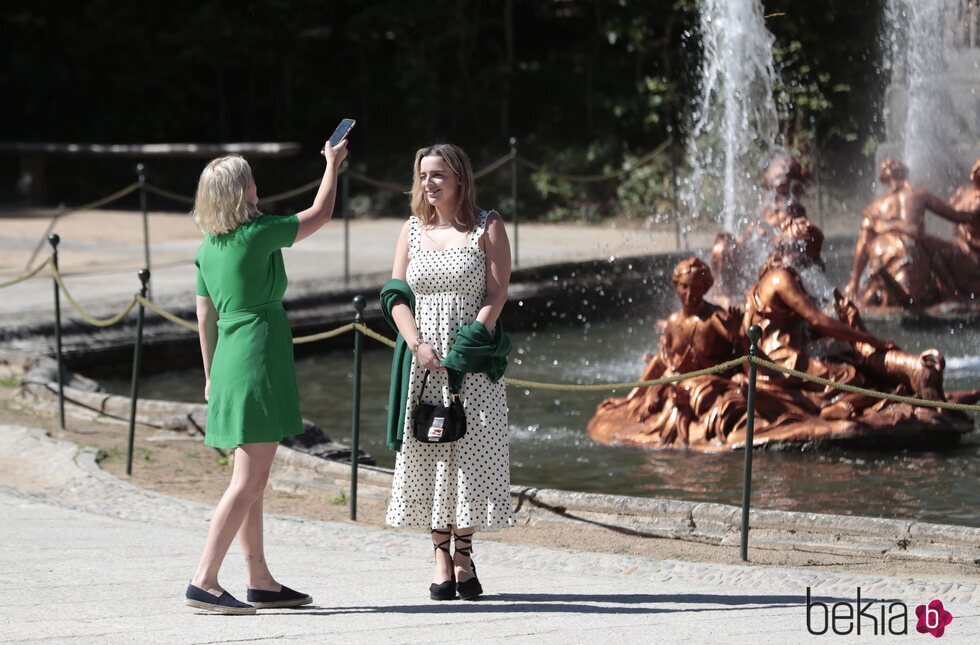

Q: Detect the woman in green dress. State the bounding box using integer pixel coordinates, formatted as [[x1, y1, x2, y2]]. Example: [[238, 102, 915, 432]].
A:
[[184, 139, 348, 615]]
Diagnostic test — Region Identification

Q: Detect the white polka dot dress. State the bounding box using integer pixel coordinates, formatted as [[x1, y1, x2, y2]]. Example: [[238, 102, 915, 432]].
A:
[[385, 211, 515, 532]]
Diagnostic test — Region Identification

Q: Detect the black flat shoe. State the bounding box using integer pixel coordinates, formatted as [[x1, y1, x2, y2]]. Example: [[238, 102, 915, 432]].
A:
[[453, 532, 483, 601], [429, 576, 457, 601], [429, 528, 457, 601], [246, 585, 313, 609], [185, 584, 256, 615]]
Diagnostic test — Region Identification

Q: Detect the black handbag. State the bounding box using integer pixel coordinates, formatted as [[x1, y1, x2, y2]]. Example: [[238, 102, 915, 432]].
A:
[[411, 370, 467, 444]]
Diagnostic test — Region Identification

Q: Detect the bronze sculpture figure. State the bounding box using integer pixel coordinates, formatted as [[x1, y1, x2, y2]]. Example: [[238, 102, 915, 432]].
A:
[[946, 158, 980, 299], [588, 155, 978, 451], [711, 156, 812, 306], [587, 257, 751, 449], [845, 158, 975, 310]]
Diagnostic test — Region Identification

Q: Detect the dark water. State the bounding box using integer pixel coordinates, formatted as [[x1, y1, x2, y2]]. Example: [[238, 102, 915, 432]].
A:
[[104, 303, 980, 528]]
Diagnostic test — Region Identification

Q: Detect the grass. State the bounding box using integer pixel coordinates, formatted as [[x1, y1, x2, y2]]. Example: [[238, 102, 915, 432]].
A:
[[330, 491, 348, 506], [95, 446, 123, 464]]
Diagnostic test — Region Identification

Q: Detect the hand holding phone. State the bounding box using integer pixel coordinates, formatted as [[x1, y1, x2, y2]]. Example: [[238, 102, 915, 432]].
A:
[[322, 118, 355, 155]]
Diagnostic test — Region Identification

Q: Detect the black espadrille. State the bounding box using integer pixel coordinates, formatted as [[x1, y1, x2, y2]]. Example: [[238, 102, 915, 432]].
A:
[[185, 584, 256, 615], [246, 585, 312, 609]]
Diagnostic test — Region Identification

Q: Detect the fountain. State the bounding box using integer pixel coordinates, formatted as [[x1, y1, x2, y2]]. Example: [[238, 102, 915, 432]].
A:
[[589, 0, 980, 450], [849, 1, 980, 314], [682, 0, 780, 235], [879, 0, 979, 195]]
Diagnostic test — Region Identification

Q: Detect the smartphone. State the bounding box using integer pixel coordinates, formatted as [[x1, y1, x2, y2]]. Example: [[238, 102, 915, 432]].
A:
[[327, 118, 356, 147]]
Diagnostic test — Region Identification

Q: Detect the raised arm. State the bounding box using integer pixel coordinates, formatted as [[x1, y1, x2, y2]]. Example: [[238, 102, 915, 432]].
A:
[[925, 191, 974, 224], [294, 138, 349, 243], [196, 295, 218, 400], [476, 212, 512, 333], [774, 270, 892, 349], [845, 216, 873, 297]]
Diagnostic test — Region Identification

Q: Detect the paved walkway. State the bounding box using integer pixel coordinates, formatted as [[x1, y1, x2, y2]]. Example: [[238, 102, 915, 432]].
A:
[[0, 209, 717, 327], [2, 424, 978, 644]]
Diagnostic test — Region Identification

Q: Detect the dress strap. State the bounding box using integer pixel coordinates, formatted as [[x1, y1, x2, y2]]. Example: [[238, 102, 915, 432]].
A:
[[408, 216, 421, 257], [469, 210, 494, 249]]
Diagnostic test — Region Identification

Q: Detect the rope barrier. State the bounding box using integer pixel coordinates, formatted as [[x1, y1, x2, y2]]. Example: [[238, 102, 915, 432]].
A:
[[353, 322, 397, 348], [293, 323, 356, 345], [748, 355, 980, 413], [472, 153, 514, 179], [0, 258, 51, 289], [19, 268, 980, 407], [64, 182, 142, 213], [504, 356, 749, 392], [258, 179, 321, 205], [516, 141, 669, 183], [143, 183, 195, 205], [24, 183, 143, 271], [130, 295, 396, 348], [348, 170, 410, 193], [50, 265, 139, 327], [46, 144, 669, 214], [136, 295, 198, 331]]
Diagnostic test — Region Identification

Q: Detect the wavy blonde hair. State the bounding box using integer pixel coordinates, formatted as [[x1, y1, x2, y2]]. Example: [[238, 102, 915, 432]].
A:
[[192, 154, 259, 235], [410, 143, 477, 230]]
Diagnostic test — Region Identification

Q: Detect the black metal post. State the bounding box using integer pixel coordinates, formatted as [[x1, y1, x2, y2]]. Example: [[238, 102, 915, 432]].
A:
[[740, 324, 762, 561], [126, 269, 150, 476], [342, 162, 351, 287], [48, 234, 65, 429], [510, 137, 519, 267], [137, 164, 152, 301], [349, 295, 365, 520]]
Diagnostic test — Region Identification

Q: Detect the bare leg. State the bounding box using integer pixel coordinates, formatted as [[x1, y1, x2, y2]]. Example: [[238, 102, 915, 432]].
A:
[[239, 494, 280, 591], [190, 442, 278, 594], [452, 526, 483, 599], [431, 528, 452, 584], [452, 527, 476, 582]]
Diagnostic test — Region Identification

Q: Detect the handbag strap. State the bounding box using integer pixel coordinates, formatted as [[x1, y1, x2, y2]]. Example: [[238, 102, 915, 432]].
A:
[[414, 369, 464, 407]]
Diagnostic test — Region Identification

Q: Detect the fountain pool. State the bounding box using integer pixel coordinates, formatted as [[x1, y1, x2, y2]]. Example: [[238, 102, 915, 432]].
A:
[[102, 293, 980, 528]]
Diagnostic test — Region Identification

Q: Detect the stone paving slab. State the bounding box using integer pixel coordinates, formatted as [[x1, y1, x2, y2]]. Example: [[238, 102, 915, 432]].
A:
[[2, 424, 979, 644]]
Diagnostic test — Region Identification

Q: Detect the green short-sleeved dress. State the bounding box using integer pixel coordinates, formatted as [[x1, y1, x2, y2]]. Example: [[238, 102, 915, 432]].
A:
[[194, 214, 304, 449]]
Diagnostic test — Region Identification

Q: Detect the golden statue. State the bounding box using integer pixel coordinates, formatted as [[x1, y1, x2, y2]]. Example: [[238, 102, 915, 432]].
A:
[[946, 158, 980, 299], [588, 239, 977, 450], [587, 258, 749, 449], [845, 158, 975, 310]]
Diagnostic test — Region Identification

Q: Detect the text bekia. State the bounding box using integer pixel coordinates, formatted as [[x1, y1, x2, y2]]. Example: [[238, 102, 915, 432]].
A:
[[805, 587, 908, 636]]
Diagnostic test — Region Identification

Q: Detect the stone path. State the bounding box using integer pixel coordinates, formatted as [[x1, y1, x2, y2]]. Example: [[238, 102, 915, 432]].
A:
[[2, 424, 978, 644], [0, 210, 718, 327]]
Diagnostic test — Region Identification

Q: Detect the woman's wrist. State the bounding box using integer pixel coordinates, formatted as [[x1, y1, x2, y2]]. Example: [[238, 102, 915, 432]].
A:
[[410, 336, 425, 355]]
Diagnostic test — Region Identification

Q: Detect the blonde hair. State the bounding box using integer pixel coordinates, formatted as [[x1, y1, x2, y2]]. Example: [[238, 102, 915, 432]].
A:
[[192, 154, 259, 235], [410, 144, 477, 230]]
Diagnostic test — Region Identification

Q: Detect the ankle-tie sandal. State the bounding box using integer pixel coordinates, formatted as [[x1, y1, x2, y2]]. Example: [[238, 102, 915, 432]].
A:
[[453, 532, 483, 600], [429, 529, 456, 601]]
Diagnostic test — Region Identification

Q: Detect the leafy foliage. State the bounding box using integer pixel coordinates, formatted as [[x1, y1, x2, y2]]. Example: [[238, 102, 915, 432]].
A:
[[0, 0, 887, 217]]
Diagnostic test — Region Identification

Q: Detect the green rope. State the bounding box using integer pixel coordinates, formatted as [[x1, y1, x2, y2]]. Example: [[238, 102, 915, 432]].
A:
[[50, 266, 138, 327], [0, 258, 51, 289], [353, 322, 398, 348], [504, 356, 748, 392], [748, 355, 980, 413], [293, 323, 356, 344]]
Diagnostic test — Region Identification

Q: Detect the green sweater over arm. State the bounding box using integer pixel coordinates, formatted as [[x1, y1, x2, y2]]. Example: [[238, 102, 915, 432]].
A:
[[380, 279, 415, 451]]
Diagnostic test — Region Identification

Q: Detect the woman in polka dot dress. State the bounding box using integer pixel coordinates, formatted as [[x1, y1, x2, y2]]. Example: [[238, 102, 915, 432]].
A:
[[385, 143, 514, 601]]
